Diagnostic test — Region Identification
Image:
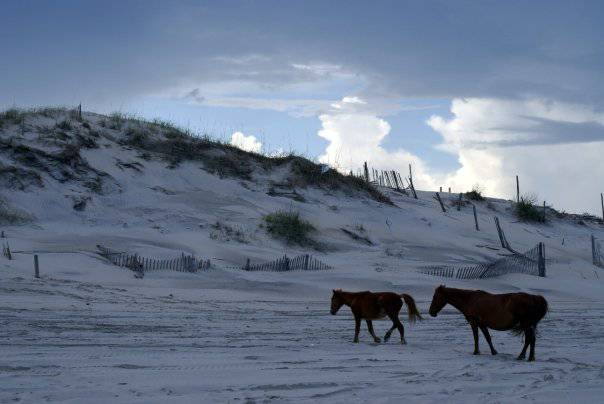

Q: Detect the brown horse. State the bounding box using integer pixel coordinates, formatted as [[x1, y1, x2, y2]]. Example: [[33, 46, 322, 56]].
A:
[[428, 285, 548, 361], [330, 289, 422, 344]]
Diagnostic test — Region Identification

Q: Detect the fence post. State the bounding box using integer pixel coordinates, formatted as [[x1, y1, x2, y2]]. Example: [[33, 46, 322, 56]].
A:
[[457, 193, 462, 211], [391, 170, 400, 190], [494, 216, 510, 250], [435, 192, 446, 213], [3, 242, 12, 260], [245, 258, 250, 271], [284, 255, 290, 271], [363, 162, 369, 183], [34, 254, 40, 278], [409, 164, 418, 199], [601, 193, 603, 221], [592, 235, 598, 266], [538, 242, 546, 277], [542, 201, 546, 222], [304, 254, 309, 270], [473, 205, 480, 231], [516, 175, 520, 203]]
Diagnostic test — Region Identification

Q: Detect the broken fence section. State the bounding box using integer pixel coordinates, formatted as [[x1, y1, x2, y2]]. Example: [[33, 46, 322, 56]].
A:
[[419, 242, 546, 279], [97, 245, 210, 273], [241, 254, 332, 272]]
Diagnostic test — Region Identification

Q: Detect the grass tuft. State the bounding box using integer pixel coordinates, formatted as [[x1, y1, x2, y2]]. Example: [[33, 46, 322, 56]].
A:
[[56, 120, 72, 131], [264, 210, 315, 245], [516, 195, 545, 222], [465, 185, 485, 201], [0, 108, 25, 126]]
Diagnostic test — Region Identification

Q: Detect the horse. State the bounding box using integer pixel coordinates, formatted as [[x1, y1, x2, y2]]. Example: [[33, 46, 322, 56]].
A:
[[330, 289, 422, 344], [428, 285, 548, 361]]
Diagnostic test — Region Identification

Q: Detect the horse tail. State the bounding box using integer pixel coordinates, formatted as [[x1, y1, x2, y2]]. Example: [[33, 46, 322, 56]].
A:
[[400, 294, 423, 323]]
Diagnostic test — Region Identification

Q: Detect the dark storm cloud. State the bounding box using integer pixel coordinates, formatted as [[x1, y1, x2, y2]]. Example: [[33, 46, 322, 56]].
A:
[[1, 1, 604, 110]]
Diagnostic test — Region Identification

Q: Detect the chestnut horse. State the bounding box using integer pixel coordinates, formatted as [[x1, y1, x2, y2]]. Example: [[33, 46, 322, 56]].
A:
[[330, 289, 422, 344], [429, 285, 548, 361]]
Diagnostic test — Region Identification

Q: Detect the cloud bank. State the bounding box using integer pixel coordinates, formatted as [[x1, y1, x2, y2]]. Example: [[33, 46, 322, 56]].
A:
[[318, 96, 604, 214]]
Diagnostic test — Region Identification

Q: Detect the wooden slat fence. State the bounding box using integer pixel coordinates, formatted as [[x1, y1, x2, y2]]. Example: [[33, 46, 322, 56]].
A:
[[353, 163, 408, 193], [419, 243, 545, 279], [241, 254, 332, 272], [97, 244, 210, 273]]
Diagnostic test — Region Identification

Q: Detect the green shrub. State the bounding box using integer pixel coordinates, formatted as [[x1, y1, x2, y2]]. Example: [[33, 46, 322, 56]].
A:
[[108, 112, 126, 130], [264, 210, 315, 245], [289, 158, 392, 205], [516, 196, 544, 222], [56, 120, 72, 130], [202, 154, 253, 179], [124, 126, 150, 147], [465, 186, 485, 201], [0, 108, 25, 126]]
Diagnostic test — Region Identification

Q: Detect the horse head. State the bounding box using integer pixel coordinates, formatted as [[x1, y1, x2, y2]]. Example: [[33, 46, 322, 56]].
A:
[[429, 285, 447, 317], [330, 289, 344, 315]]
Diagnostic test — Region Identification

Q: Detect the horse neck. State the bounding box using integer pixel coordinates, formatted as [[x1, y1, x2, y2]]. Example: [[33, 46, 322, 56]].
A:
[[338, 291, 357, 307], [443, 288, 473, 314]]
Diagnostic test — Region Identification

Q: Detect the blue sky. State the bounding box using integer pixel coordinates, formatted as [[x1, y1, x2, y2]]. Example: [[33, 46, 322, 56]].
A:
[[2, 1, 604, 213]]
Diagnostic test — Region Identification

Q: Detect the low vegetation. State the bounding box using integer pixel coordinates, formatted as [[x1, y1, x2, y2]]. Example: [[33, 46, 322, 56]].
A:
[[465, 185, 485, 201], [289, 158, 392, 204], [263, 210, 315, 245], [515, 195, 545, 222], [0, 107, 392, 205], [209, 221, 248, 243], [0, 198, 32, 224], [1, 108, 25, 123]]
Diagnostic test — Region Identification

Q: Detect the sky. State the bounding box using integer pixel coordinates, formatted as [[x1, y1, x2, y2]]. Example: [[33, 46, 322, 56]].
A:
[[2, 0, 604, 215]]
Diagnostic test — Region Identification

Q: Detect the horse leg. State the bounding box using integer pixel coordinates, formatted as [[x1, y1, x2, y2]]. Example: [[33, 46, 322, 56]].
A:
[[384, 324, 397, 342], [366, 320, 381, 343], [479, 325, 498, 355], [470, 322, 480, 355], [528, 326, 536, 362], [387, 313, 406, 344], [517, 327, 531, 360], [353, 315, 361, 343]]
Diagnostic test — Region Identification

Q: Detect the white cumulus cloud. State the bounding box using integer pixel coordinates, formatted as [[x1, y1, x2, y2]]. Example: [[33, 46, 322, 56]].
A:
[[317, 97, 438, 190], [230, 131, 262, 153], [317, 95, 604, 214], [428, 98, 604, 213]]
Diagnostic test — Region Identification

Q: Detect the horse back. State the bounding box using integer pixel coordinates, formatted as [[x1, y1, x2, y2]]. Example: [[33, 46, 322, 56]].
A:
[[507, 293, 548, 323], [351, 291, 401, 319]]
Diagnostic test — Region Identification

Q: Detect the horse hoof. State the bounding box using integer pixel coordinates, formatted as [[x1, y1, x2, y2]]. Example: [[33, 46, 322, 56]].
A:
[[473, 352, 480, 355], [353, 340, 359, 343], [517, 355, 525, 360], [491, 351, 498, 355], [374, 339, 381, 343], [401, 339, 407, 345], [528, 357, 535, 362]]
